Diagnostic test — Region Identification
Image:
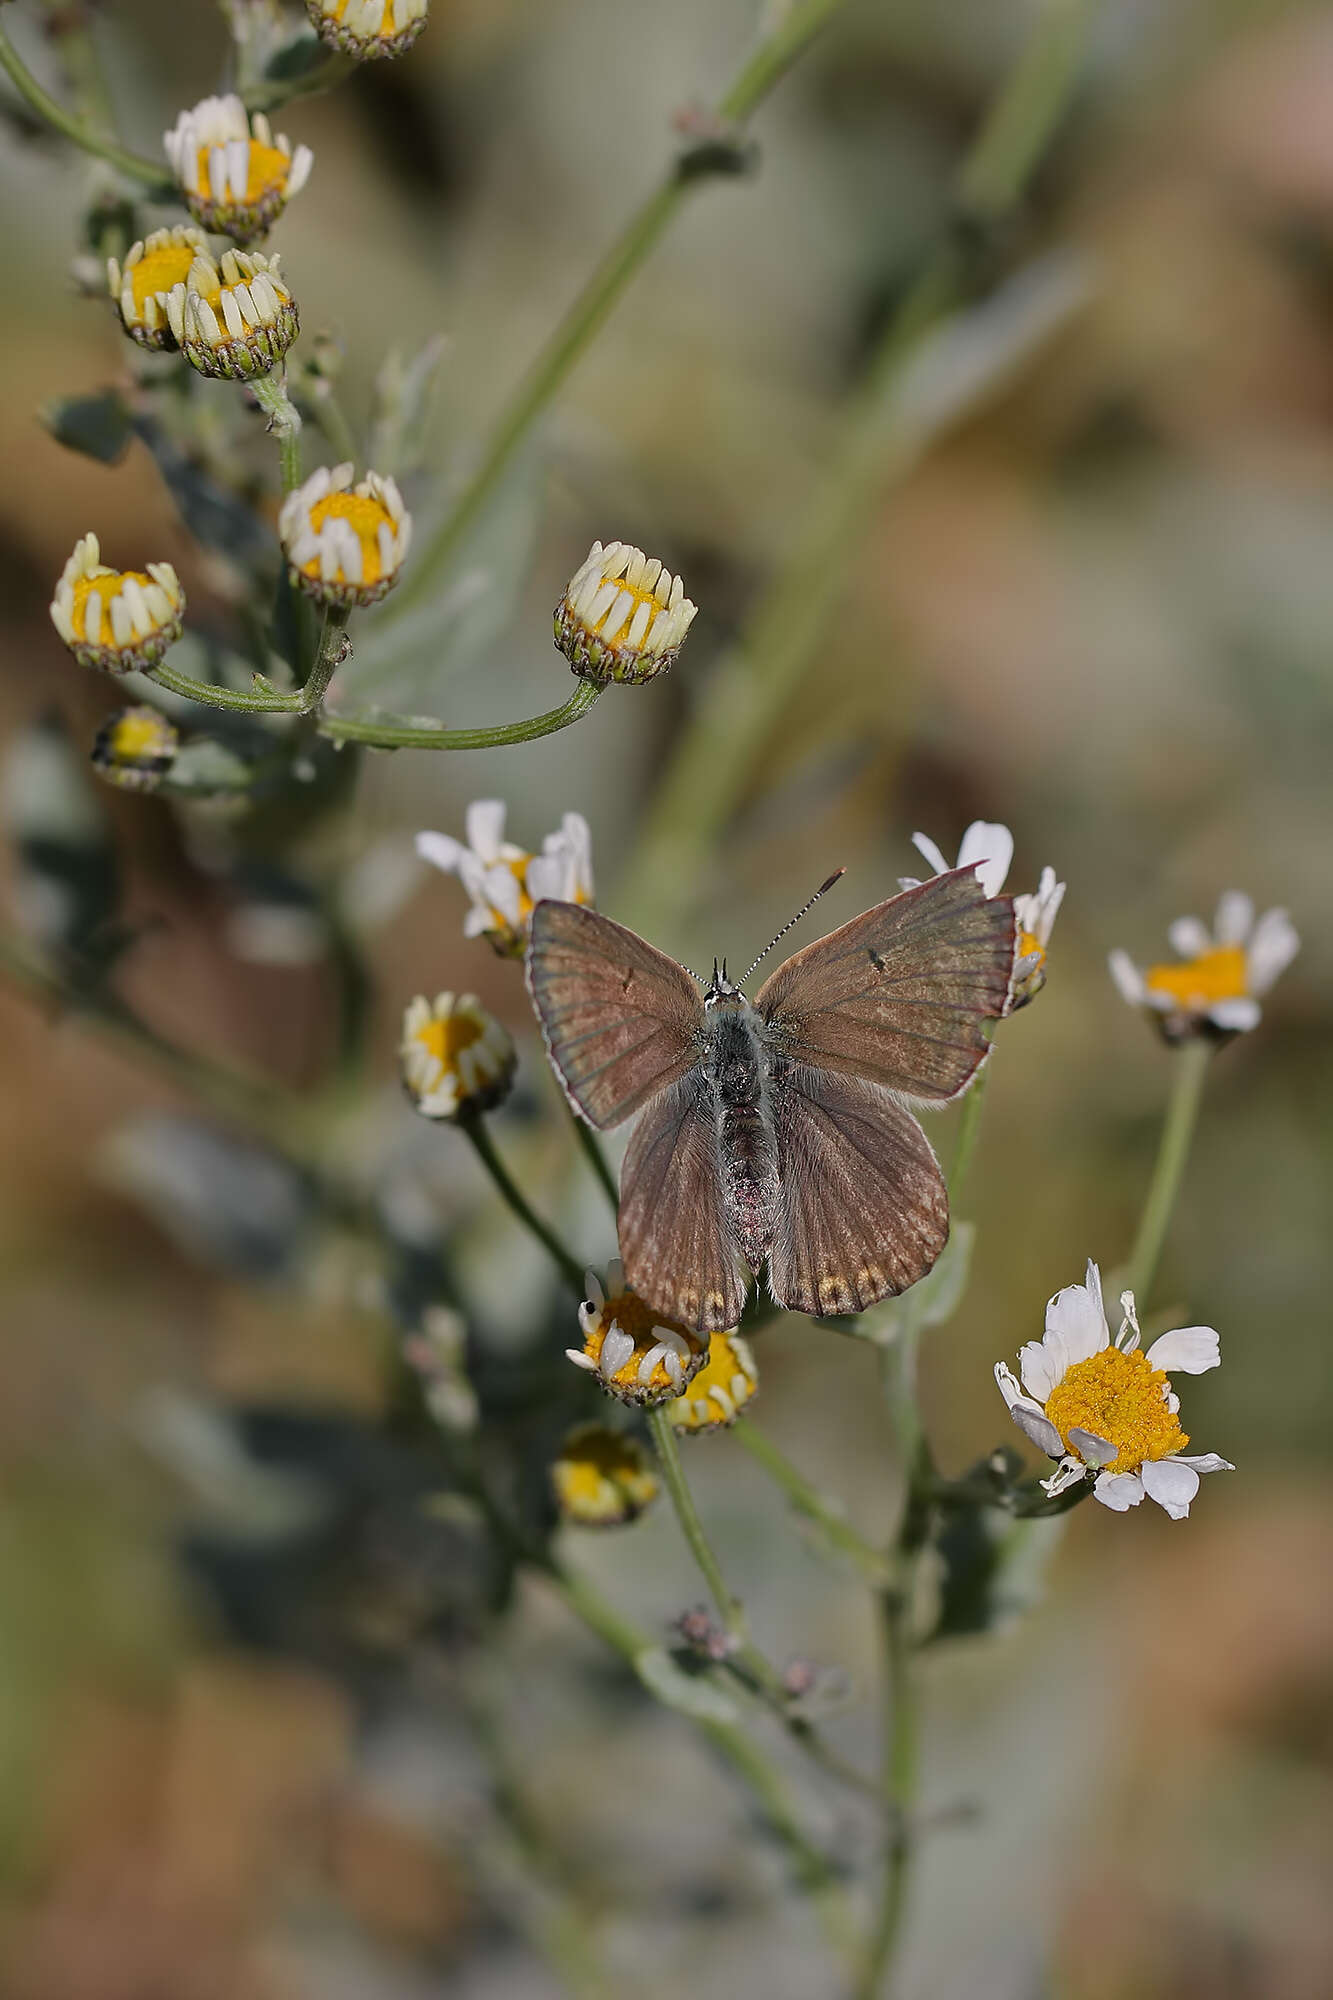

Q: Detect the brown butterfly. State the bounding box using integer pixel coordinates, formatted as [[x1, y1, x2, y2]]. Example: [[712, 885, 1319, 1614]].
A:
[[526, 867, 1015, 1332]]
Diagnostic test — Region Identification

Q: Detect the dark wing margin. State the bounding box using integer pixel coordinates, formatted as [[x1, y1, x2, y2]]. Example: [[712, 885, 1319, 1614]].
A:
[[618, 1071, 748, 1333], [526, 900, 705, 1129], [767, 1067, 948, 1317], [754, 867, 1015, 1102]]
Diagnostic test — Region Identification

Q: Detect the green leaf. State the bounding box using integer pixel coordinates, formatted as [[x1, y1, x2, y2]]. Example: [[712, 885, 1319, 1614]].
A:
[[42, 389, 133, 465], [923, 1501, 1065, 1643], [634, 1647, 742, 1724]]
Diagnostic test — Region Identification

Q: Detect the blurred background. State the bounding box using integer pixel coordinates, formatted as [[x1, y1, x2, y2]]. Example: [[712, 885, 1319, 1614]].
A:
[[1, 0, 1331, 1994]]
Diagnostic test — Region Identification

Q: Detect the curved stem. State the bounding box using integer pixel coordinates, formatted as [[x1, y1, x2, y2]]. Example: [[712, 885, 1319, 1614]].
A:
[[1125, 1036, 1212, 1308], [318, 676, 601, 749], [389, 0, 853, 617], [648, 1405, 747, 1637], [0, 20, 173, 191], [732, 1419, 889, 1585], [457, 1108, 585, 1293], [565, 1103, 619, 1214], [146, 661, 303, 712]]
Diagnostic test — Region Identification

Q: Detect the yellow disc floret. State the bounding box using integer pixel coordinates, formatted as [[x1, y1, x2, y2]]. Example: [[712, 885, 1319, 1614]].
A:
[[279, 465, 412, 608], [552, 1424, 658, 1527], [668, 1331, 757, 1433], [1144, 944, 1248, 1011], [1044, 1346, 1189, 1475], [569, 1265, 709, 1408], [400, 993, 515, 1121]]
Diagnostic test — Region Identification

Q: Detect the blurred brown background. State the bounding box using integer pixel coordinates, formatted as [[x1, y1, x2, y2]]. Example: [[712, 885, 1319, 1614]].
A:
[[1, 1, 1331, 1995]]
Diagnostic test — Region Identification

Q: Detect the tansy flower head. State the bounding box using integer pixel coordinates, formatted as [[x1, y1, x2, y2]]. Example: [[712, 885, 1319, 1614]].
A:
[[567, 1261, 709, 1408], [107, 225, 207, 350], [1110, 892, 1298, 1043], [306, 0, 429, 59], [551, 1422, 659, 1527], [171, 248, 299, 381], [416, 800, 593, 959], [400, 993, 516, 1120], [995, 1259, 1233, 1519], [555, 541, 697, 686], [50, 535, 184, 677], [667, 1331, 757, 1434], [279, 464, 411, 608], [164, 94, 313, 242], [90, 706, 180, 792]]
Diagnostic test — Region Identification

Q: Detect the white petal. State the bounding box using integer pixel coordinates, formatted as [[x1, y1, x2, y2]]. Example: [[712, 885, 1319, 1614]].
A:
[[1172, 1452, 1234, 1476], [1044, 1277, 1107, 1366], [957, 821, 1014, 898], [481, 864, 522, 929], [524, 854, 564, 904], [1213, 890, 1254, 946], [1017, 1339, 1058, 1401], [1245, 908, 1299, 995], [1010, 1401, 1065, 1460], [1208, 997, 1261, 1033], [1145, 1325, 1220, 1374], [599, 1327, 635, 1380], [416, 830, 465, 875], [1067, 1428, 1117, 1467], [1041, 1455, 1088, 1497], [1167, 916, 1212, 959], [1140, 1458, 1200, 1519], [909, 832, 950, 877], [1108, 948, 1147, 1006], [465, 799, 508, 863], [1094, 1471, 1145, 1511]]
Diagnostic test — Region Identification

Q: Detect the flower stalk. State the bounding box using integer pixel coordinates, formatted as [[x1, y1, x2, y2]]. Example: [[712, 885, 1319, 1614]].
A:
[[1125, 1036, 1213, 1308], [0, 19, 173, 191], [456, 1107, 586, 1294], [249, 371, 304, 491]]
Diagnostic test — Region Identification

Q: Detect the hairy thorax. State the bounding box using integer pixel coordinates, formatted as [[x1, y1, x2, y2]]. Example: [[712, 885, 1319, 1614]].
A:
[[704, 1001, 782, 1274]]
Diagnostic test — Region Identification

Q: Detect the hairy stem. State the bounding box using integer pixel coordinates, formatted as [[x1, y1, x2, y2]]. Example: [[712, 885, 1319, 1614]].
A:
[[457, 1108, 586, 1293], [319, 676, 601, 749], [1126, 1036, 1212, 1308], [300, 606, 351, 712], [0, 19, 173, 190], [250, 371, 304, 491]]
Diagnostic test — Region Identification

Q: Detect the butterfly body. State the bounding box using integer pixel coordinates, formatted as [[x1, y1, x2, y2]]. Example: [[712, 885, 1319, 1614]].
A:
[[526, 869, 1016, 1332]]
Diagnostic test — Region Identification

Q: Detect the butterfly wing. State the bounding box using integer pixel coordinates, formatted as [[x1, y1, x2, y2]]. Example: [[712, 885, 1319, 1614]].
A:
[[767, 1066, 948, 1315], [526, 900, 705, 1129], [618, 1071, 748, 1332], [754, 867, 1014, 1101]]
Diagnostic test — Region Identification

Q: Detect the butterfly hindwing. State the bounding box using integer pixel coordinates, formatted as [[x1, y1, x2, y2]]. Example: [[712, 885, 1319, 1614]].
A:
[[767, 1065, 949, 1316], [754, 868, 1014, 1102], [526, 900, 705, 1129], [618, 1070, 748, 1332]]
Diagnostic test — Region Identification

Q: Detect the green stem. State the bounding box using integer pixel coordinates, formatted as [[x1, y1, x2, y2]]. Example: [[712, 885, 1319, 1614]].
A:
[[856, 1577, 917, 2000], [0, 20, 173, 191], [618, 0, 1092, 938], [250, 371, 303, 490], [1125, 1036, 1212, 1308], [648, 1404, 747, 1640], [146, 661, 302, 712], [318, 676, 601, 749], [300, 606, 351, 711], [566, 1103, 619, 1214], [732, 1419, 889, 1585], [389, 0, 852, 617], [242, 51, 353, 114], [947, 1057, 991, 1213], [457, 1108, 585, 1293]]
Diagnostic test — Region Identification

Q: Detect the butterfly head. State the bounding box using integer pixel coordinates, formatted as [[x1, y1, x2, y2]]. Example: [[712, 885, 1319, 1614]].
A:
[[703, 958, 745, 1010]]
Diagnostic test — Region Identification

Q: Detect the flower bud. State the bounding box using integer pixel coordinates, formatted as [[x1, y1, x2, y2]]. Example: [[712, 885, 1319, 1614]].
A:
[[171, 249, 299, 381], [552, 1423, 659, 1528], [279, 464, 412, 608], [400, 993, 516, 1120], [164, 94, 312, 242], [50, 535, 185, 677], [306, 0, 428, 59], [90, 706, 180, 792], [107, 225, 208, 350], [555, 541, 696, 685]]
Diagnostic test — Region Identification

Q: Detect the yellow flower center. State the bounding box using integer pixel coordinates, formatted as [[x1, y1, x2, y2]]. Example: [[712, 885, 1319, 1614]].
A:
[[584, 1292, 702, 1395], [413, 1010, 483, 1070], [332, 0, 401, 23], [586, 574, 666, 648], [306, 491, 394, 585], [130, 241, 195, 313], [108, 712, 170, 761], [553, 1430, 656, 1520], [1144, 944, 1247, 1011], [196, 139, 290, 205], [1017, 929, 1044, 967], [1043, 1346, 1189, 1475], [71, 570, 147, 640]]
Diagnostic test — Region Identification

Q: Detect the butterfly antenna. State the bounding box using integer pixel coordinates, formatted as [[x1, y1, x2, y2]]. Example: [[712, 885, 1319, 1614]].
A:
[[739, 870, 846, 987]]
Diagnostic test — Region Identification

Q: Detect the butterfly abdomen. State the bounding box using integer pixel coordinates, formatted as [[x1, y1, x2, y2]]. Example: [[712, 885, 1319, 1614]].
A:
[[705, 1006, 780, 1278]]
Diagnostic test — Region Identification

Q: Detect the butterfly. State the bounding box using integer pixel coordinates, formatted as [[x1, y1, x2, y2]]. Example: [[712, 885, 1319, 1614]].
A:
[[526, 867, 1016, 1332]]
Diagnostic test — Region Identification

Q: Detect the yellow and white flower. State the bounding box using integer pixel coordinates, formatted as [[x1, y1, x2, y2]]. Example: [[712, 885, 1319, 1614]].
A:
[[170, 247, 299, 381], [416, 799, 593, 958], [995, 1259, 1232, 1519], [905, 821, 1015, 900], [1109, 893, 1299, 1041], [279, 464, 411, 608], [667, 1331, 757, 1434], [551, 1422, 659, 1527], [555, 540, 697, 685], [400, 992, 516, 1120], [90, 706, 180, 791], [306, 0, 428, 59], [164, 94, 313, 242], [566, 1261, 709, 1408], [50, 535, 184, 677], [904, 820, 1065, 1009], [107, 224, 208, 350]]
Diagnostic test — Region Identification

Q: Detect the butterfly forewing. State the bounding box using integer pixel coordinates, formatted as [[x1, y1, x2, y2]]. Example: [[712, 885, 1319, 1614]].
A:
[[618, 1072, 748, 1332], [754, 867, 1014, 1102], [526, 900, 705, 1129], [767, 1066, 948, 1316]]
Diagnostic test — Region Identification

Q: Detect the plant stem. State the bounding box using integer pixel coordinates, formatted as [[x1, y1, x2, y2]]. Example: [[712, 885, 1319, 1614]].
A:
[[389, 0, 852, 616], [242, 51, 353, 114], [146, 661, 303, 712], [300, 606, 351, 711], [732, 1419, 889, 1585], [457, 1108, 585, 1293], [947, 1056, 991, 1213], [856, 1574, 917, 2000], [319, 676, 601, 749], [648, 1404, 747, 1639], [618, 0, 1092, 938], [565, 1102, 619, 1214], [1125, 1036, 1212, 1308], [0, 19, 173, 190], [250, 371, 303, 490]]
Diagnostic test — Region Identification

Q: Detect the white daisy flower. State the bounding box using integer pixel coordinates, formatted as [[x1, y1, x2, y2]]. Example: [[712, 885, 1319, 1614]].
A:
[[903, 822, 1065, 1008], [554, 540, 697, 685], [566, 1260, 709, 1408], [400, 992, 515, 1120], [163, 93, 313, 243], [903, 821, 1015, 900], [995, 1260, 1233, 1519], [1109, 892, 1299, 1041], [416, 800, 593, 958]]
